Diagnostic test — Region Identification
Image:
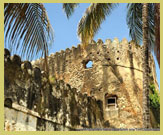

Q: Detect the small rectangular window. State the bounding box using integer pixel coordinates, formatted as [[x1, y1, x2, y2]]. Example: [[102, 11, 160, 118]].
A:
[[107, 97, 117, 109], [107, 98, 115, 104]]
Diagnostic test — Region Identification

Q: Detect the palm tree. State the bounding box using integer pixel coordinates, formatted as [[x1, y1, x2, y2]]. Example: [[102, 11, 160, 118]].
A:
[[63, 3, 117, 47], [142, 3, 150, 128], [154, 3, 160, 67], [4, 3, 54, 72], [127, 3, 160, 68], [127, 3, 160, 128]]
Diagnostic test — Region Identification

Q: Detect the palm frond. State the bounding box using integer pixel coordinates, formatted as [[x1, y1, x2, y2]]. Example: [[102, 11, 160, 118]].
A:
[[126, 3, 155, 50], [154, 3, 160, 67], [62, 3, 79, 19], [77, 3, 117, 47], [4, 3, 54, 60]]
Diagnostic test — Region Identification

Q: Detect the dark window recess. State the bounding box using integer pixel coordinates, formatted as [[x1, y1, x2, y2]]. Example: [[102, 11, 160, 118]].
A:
[[106, 96, 117, 109], [107, 98, 115, 104], [83, 60, 93, 68]]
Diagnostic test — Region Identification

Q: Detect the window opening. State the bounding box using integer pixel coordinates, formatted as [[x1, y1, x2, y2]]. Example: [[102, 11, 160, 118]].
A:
[[107, 98, 115, 104], [105, 95, 118, 109], [83, 60, 93, 69], [107, 97, 117, 109], [86, 61, 93, 68]]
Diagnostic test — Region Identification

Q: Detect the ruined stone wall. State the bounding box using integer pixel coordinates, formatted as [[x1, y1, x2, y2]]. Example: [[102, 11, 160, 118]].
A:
[[32, 38, 159, 128], [4, 38, 159, 130], [4, 49, 105, 131]]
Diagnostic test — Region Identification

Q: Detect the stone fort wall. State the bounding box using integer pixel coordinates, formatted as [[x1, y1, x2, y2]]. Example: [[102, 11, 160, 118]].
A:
[[4, 38, 159, 130], [4, 49, 105, 131], [33, 38, 158, 128]]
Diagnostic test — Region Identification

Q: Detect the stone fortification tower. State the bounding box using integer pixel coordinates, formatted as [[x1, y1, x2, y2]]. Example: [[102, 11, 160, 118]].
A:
[[33, 38, 159, 128]]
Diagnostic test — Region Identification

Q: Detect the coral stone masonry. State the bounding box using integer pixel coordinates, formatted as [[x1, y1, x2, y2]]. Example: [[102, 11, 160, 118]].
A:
[[4, 38, 159, 131]]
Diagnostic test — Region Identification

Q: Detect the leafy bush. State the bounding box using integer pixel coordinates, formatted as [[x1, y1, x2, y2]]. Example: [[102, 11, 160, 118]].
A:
[[149, 84, 160, 109]]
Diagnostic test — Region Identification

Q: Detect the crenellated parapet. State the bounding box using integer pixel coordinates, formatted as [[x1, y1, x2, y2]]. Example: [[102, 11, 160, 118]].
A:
[[33, 38, 144, 73], [4, 48, 106, 131], [32, 38, 157, 92], [32, 38, 158, 70]]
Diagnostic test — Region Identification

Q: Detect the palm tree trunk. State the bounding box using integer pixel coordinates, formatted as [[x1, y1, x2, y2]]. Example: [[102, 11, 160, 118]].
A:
[[44, 50, 49, 75], [155, 3, 160, 68], [142, 3, 150, 128], [43, 43, 49, 76]]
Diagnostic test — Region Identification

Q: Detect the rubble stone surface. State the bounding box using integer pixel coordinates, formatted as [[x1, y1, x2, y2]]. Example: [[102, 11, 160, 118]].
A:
[[4, 38, 159, 130]]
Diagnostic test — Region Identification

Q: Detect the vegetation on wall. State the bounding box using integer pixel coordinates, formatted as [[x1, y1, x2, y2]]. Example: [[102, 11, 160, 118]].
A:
[[149, 84, 160, 109], [149, 84, 160, 128]]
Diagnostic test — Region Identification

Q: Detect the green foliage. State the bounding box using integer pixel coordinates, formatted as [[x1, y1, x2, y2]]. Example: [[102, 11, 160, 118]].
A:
[[4, 3, 54, 60], [77, 3, 117, 46], [149, 84, 160, 109], [63, 3, 117, 46], [126, 4, 155, 49], [63, 3, 79, 19]]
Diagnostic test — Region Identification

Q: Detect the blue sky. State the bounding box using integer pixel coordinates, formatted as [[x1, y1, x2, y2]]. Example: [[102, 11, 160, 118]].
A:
[[44, 3, 131, 51], [43, 3, 160, 88]]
